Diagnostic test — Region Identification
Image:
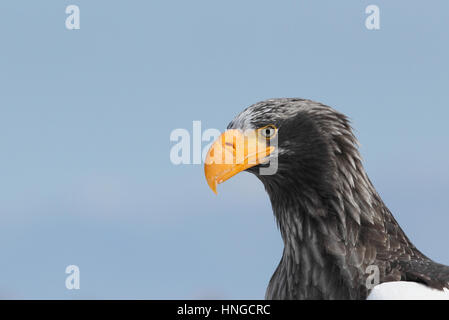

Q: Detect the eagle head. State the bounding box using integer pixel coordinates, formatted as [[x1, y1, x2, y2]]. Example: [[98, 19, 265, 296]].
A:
[[204, 98, 361, 202]]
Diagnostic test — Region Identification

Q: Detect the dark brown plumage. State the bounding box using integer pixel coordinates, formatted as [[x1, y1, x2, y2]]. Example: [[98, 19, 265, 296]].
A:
[[227, 98, 449, 299]]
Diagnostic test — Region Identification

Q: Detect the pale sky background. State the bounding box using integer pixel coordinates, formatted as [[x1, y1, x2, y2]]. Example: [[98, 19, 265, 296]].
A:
[[0, 1, 448, 299]]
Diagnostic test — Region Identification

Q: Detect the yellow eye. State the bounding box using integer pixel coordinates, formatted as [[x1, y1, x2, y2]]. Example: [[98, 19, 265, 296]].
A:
[[259, 124, 277, 139]]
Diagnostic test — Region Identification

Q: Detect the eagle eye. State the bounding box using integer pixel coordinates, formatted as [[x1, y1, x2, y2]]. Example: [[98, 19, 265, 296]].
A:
[[259, 125, 277, 140]]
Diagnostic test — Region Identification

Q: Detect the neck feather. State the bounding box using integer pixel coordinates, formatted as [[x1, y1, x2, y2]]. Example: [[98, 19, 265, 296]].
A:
[[262, 150, 418, 299]]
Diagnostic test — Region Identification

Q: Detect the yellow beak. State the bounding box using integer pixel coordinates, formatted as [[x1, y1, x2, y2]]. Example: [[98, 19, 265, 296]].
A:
[[204, 129, 275, 194]]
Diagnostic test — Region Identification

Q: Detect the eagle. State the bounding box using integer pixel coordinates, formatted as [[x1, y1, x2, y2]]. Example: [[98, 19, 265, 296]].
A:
[[204, 98, 449, 299]]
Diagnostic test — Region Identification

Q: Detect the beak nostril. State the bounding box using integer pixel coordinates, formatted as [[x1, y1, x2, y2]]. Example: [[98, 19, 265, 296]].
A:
[[225, 142, 234, 148]]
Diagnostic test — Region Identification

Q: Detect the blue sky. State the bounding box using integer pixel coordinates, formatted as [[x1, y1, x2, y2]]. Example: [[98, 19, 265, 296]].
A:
[[0, 1, 448, 299]]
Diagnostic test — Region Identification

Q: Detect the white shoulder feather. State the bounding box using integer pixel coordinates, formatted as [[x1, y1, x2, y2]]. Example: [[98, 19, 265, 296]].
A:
[[367, 281, 449, 300]]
